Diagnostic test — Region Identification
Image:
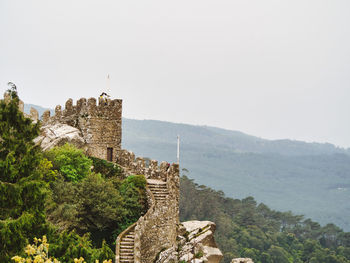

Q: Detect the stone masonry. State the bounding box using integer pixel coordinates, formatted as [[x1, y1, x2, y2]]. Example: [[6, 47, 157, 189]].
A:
[[5, 92, 185, 263], [40, 97, 122, 162], [18, 94, 180, 263], [115, 150, 180, 263]]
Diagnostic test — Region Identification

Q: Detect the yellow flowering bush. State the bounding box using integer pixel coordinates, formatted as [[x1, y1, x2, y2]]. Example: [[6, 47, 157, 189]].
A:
[[11, 236, 112, 263]]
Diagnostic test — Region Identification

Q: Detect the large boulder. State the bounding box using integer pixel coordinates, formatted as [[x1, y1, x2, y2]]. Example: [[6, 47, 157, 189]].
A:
[[35, 123, 86, 151], [156, 221, 223, 263]]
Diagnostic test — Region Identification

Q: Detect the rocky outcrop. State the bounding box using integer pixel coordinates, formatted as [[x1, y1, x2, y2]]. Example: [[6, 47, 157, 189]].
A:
[[156, 221, 223, 263], [34, 123, 86, 151], [231, 259, 254, 263]]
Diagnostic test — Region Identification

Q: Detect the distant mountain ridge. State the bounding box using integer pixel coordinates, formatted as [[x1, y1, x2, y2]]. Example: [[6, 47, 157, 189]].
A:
[[25, 104, 350, 231], [123, 118, 349, 157], [122, 119, 350, 231]]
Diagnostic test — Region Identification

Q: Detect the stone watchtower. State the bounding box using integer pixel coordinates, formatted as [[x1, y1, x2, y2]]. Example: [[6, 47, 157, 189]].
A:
[[39, 95, 180, 263], [41, 97, 122, 162]]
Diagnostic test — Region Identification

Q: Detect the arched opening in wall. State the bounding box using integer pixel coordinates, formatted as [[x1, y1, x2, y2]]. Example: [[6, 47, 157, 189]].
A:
[[107, 147, 113, 162]]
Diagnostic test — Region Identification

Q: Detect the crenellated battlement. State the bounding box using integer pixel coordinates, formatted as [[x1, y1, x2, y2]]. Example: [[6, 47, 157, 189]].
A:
[[2, 92, 39, 122], [4, 91, 180, 263], [40, 96, 123, 162], [41, 97, 122, 124], [115, 149, 180, 263], [116, 149, 177, 182]]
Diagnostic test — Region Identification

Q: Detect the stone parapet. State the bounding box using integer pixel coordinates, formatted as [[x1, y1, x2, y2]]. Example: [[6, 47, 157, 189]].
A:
[[40, 97, 122, 125], [116, 149, 180, 263], [40, 97, 122, 162], [2, 92, 39, 123], [116, 149, 173, 181]]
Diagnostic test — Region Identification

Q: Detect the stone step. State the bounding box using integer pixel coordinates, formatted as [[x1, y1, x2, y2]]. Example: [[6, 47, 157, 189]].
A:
[[150, 189, 167, 192], [125, 235, 135, 238], [148, 183, 167, 187], [147, 183, 167, 187], [147, 179, 166, 185], [152, 191, 169, 195], [120, 245, 134, 249], [148, 187, 167, 190], [122, 238, 134, 242], [120, 256, 134, 260], [120, 260, 134, 263], [120, 253, 134, 258], [120, 249, 134, 253], [121, 242, 134, 246]]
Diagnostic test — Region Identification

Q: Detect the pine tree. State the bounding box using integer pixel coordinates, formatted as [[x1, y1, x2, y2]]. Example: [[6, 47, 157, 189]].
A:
[[0, 86, 48, 261]]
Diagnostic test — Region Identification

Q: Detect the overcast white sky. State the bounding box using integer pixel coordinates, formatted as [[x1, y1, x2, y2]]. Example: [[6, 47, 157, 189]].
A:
[[1, 0, 349, 147]]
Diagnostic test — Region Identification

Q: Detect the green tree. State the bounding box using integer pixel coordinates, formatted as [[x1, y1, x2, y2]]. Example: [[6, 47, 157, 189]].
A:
[[119, 175, 148, 225], [90, 156, 122, 178], [267, 245, 291, 263], [0, 87, 48, 261], [45, 143, 92, 182]]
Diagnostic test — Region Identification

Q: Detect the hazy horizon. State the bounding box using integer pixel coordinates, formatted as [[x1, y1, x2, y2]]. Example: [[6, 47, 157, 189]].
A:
[[1, 0, 349, 147]]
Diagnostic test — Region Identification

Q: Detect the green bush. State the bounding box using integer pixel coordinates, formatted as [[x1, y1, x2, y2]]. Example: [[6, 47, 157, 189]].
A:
[[90, 156, 122, 178], [45, 144, 92, 182], [0, 87, 49, 262], [118, 175, 147, 229]]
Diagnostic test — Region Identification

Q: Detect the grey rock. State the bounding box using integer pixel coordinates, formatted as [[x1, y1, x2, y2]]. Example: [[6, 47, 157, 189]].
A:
[[35, 123, 86, 151]]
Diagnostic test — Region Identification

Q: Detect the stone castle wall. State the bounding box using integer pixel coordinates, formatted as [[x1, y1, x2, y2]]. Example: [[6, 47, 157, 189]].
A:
[[116, 149, 180, 263], [41, 97, 122, 162], [5, 91, 181, 263], [3, 92, 39, 122]]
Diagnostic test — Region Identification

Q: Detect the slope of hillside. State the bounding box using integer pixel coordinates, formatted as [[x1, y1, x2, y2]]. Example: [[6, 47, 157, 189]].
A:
[[25, 104, 350, 231], [122, 118, 350, 231], [180, 176, 350, 263]]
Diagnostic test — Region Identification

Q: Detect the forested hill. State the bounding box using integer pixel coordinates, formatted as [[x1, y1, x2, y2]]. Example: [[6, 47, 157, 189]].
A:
[[180, 176, 350, 263], [25, 104, 350, 231], [121, 118, 350, 232], [122, 118, 349, 156]]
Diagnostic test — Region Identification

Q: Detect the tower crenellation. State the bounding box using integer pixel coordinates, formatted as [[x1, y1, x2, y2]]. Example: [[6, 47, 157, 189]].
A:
[[41, 97, 122, 162], [3, 91, 181, 263]]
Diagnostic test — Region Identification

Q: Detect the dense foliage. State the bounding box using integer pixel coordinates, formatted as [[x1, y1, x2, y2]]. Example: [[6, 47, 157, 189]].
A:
[[180, 175, 350, 263], [12, 235, 113, 263], [0, 87, 48, 261], [0, 89, 147, 262], [90, 156, 122, 178], [122, 118, 350, 231], [46, 172, 147, 248], [46, 144, 93, 182]]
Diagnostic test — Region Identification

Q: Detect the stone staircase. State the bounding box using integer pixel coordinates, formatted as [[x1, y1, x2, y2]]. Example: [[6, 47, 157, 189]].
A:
[[116, 179, 171, 263], [147, 179, 169, 204], [119, 227, 135, 263]]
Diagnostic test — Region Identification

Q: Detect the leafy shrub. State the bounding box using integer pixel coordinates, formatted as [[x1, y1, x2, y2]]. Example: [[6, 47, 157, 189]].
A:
[[121, 174, 147, 189], [47, 173, 147, 249], [45, 144, 92, 182], [11, 235, 113, 263], [119, 175, 147, 222], [0, 87, 50, 262], [90, 156, 122, 178]]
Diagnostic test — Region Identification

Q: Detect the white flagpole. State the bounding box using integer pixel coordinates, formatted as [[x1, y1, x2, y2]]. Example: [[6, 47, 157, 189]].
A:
[[177, 135, 180, 165], [107, 74, 111, 96]]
